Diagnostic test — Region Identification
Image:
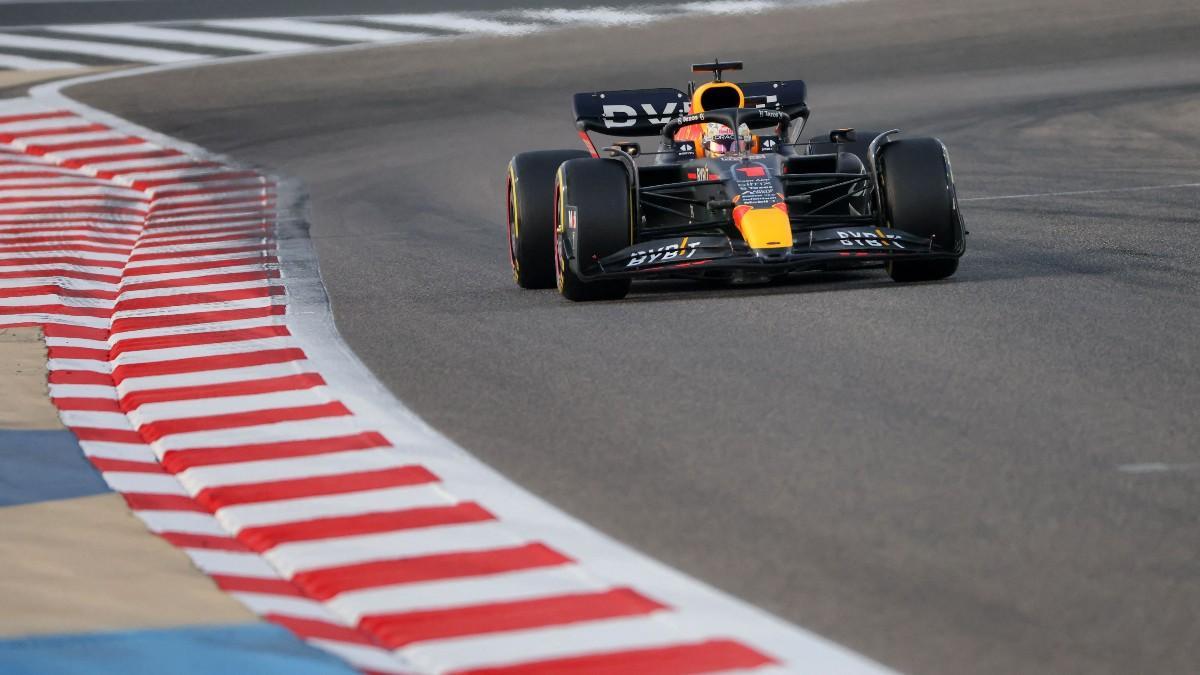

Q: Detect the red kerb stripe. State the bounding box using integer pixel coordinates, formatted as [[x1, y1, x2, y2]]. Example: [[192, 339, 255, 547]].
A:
[[266, 615, 376, 645], [160, 532, 249, 552], [238, 502, 493, 551], [121, 372, 322, 410], [138, 401, 351, 442], [110, 347, 306, 381], [212, 575, 305, 597], [450, 639, 777, 675], [293, 544, 571, 601], [196, 465, 438, 509], [111, 324, 289, 356], [110, 304, 285, 333], [123, 492, 207, 512], [363, 588, 666, 649], [161, 431, 389, 472], [90, 457, 163, 473]]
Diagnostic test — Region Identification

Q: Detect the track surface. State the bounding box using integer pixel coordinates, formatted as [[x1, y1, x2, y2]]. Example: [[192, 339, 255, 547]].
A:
[[69, 0, 1200, 672]]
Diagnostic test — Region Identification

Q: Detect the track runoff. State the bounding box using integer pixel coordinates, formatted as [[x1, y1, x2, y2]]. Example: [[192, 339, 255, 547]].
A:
[[60, 0, 1200, 673]]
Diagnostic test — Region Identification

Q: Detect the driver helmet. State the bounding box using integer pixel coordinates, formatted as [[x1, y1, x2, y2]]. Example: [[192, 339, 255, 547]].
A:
[[702, 122, 753, 157]]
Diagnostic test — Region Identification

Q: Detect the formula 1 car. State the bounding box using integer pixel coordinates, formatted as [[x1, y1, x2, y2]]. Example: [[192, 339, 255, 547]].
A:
[[506, 60, 966, 301]]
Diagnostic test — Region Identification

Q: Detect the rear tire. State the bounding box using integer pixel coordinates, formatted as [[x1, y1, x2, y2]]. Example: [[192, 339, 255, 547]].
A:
[[554, 158, 633, 302], [878, 137, 964, 282], [507, 149, 590, 289]]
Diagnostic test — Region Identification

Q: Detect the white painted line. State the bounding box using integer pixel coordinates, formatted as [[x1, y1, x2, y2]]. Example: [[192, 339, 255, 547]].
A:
[[960, 182, 1200, 202], [1117, 462, 1200, 474], [203, 18, 428, 44], [365, 13, 539, 36], [50, 23, 319, 54], [0, 52, 82, 70], [0, 33, 208, 64], [520, 8, 658, 25]]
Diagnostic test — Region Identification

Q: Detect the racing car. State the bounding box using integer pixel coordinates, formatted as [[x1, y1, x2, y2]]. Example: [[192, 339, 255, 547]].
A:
[[506, 60, 966, 301]]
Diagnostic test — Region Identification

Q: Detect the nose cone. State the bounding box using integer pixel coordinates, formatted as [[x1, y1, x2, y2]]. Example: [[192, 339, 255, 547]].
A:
[[734, 205, 793, 250]]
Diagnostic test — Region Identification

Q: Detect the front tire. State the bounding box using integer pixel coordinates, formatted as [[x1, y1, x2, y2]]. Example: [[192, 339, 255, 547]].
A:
[[878, 137, 964, 282], [507, 150, 590, 289], [554, 158, 633, 302]]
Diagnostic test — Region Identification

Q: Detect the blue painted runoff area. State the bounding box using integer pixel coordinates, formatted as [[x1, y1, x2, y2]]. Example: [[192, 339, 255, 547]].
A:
[[0, 622, 358, 675], [0, 429, 109, 507]]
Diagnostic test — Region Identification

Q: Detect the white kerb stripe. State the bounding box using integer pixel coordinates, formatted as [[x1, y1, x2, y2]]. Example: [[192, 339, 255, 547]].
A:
[[0, 53, 82, 70], [0, 33, 209, 64], [203, 18, 427, 43], [130, 388, 327, 426], [399, 613, 688, 674], [266, 521, 521, 576], [49, 23, 318, 54], [231, 592, 341, 622], [150, 417, 364, 453], [115, 361, 313, 394], [215, 484, 453, 531], [101, 472, 186, 495], [331, 564, 602, 622], [185, 549, 278, 578], [175, 448, 403, 490], [135, 510, 229, 536]]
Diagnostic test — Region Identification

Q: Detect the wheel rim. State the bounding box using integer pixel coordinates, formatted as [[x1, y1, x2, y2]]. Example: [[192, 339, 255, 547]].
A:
[[553, 177, 565, 293], [505, 169, 519, 282]]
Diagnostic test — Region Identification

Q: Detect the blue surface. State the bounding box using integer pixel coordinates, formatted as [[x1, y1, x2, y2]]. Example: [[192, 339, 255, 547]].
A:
[[0, 623, 358, 675], [0, 429, 109, 507]]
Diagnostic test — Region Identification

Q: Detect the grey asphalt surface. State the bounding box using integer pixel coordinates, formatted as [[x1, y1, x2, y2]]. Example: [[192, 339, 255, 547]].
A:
[[67, 0, 1200, 672]]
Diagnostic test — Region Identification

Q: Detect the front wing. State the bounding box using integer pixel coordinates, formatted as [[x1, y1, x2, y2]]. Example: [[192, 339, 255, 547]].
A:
[[580, 226, 960, 279]]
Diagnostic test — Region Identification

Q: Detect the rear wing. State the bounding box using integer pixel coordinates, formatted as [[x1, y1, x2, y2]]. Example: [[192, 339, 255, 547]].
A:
[[573, 80, 807, 136]]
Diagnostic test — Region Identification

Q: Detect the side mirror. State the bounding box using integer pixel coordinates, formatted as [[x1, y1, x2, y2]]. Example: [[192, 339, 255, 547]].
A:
[[829, 128, 857, 143], [613, 141, 641, 157]]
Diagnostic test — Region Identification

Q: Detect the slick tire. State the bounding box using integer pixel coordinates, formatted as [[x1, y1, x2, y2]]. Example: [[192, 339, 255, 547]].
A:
[[507, 149, 590, 289], [554, 158, 634, 302], [878, 137, 964, 282]]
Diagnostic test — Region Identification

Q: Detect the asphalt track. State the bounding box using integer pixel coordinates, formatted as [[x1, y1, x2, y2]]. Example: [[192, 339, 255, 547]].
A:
[[66, 0, 1200, 672]]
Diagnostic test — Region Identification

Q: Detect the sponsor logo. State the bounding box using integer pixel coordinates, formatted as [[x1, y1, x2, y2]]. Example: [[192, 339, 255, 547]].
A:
[[838, 230, 906, 248], [761, 137, 778, 152], [753, 94, 780, 109], [602, 101, 691, 128], [566, 206, 578, 231], [627, 238, 702, 267], [733, 163, 777, 207]]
